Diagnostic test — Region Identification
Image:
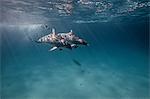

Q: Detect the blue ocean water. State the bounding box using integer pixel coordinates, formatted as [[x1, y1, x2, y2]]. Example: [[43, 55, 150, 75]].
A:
[[1, 0, 150, 99]]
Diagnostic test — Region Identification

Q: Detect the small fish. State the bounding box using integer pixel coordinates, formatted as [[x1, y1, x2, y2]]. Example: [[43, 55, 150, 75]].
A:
[[72, 59, 81, 66], [45, 25, 48, 28], [43, 24, 50, 30]]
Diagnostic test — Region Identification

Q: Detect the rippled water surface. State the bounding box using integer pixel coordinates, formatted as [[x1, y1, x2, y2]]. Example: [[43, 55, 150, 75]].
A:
[[1, 0, 150, 99], [1, 0, 150, 23]]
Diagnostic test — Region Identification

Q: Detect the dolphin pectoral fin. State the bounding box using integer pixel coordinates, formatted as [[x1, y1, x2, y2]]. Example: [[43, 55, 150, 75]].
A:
[[71, 44, 78, 48], [49, 46, 58, 51], [71, 44, 76, 47]]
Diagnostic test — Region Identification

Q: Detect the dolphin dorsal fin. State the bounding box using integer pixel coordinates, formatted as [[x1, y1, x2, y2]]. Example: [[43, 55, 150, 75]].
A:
[[52, 28, 55, 34]]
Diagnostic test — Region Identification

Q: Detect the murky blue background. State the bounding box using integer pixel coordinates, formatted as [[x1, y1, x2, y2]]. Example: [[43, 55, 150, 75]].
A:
[[1, 0, 149, 99]]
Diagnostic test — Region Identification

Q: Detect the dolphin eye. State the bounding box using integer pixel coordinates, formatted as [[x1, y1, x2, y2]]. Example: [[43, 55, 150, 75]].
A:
[[39, 39, 42, 42]]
